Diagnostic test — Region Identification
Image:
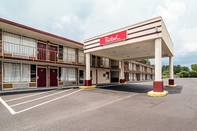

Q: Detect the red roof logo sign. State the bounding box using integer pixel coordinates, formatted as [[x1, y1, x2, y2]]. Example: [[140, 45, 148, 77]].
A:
[[100, 30, 127, 45]]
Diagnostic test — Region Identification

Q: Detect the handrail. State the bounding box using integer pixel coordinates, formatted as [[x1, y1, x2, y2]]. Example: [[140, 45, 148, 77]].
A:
[[2, 41, 85, 65]]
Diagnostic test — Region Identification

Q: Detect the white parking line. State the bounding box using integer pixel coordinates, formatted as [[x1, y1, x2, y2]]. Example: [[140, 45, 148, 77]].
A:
[[5, 90, 56, 102], [15, 89, 83, 114], [0, 97, 16, 115], [10, 89, 73, 107], [86, 93, 139, 112]]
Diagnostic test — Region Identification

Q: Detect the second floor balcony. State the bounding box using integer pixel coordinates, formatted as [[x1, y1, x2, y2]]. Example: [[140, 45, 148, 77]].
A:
[[1, 41, 85, 65]]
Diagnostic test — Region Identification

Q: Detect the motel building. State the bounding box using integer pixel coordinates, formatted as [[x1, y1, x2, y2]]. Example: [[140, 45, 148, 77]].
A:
[[0, 16, 175, 96]]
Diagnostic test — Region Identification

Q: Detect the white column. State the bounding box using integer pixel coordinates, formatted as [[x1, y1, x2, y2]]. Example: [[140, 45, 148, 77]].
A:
[[119, 61, 124, 79], [86, 53, 90, 80], [155, 39, 162, 81], [169, 56, 173, 79]]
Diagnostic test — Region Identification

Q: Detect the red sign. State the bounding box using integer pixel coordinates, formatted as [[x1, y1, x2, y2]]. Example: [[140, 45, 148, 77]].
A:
[[100, 30, 127, 45]]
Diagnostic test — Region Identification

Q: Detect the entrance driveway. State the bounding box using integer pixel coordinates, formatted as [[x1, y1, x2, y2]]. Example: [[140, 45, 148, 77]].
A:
[[0, 78, 197, 131]]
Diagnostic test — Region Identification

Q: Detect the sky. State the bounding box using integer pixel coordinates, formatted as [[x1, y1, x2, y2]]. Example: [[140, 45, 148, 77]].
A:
[[0, 0, 197, 68]]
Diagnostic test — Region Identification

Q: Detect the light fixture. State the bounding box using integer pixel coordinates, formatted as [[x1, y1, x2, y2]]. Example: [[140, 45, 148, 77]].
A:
[[155, 27, 158, 32], [47, 40, 50, 44]]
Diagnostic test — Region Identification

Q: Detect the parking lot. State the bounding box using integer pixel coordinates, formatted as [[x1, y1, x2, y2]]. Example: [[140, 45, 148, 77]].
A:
[[0, 78, 197, 131]]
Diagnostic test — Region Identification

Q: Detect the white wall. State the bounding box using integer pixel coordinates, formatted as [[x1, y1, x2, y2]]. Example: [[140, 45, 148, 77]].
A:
[[91, 68, 96, 84], [97, 69, 110, 84]]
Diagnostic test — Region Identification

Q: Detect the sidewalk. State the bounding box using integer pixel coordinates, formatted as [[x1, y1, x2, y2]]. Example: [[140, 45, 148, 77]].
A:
[[0, 83, 122, 95], [0, 85, 79, 95]]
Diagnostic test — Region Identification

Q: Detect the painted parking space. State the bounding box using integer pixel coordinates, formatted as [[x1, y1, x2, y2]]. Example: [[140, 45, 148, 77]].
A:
[[0, 88, 83, 115], [0, 84, 139, 116]]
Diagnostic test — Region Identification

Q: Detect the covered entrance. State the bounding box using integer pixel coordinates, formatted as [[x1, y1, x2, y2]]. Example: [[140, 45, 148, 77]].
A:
[[111, 71, 119, 82], [83, 16, 176, 96]]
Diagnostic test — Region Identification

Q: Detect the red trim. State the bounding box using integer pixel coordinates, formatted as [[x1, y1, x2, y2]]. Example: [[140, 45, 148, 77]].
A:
[[128, 20, 161, 30], [85, 80, 92, 86], [84, 37, 99, 43], [84, 45, 101, 50], [84, 31, 161, 50], [0, 18, 83, 46], [127, 25, 161, 35], [169, 79, 174, 85], [84, 41, 99, 46], [126, 31, 161, 41], [153, 81, 163, 92], [84, 20, 161, 45], [119, 79, 125, 83]]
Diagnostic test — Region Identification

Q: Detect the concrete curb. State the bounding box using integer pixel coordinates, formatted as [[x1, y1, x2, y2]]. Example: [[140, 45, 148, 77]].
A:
[[147, 90, 168, 97], [0, 86, 79, 95], [79, 85, 97, 89], [166, 85, 177, 88]]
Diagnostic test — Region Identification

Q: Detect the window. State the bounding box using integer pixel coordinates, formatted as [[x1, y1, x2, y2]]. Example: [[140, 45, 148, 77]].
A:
[[129, 63, 132, 70], [68, 48, 75, 62], [3, 32, 36, 57], [79, 70, 84, 78], [58, 45, 63, 60], [3, 62, 32, 83], [22, 36, 36, 56], [3, 63, 21, 83], [68, 68, 76, 81], [30, 65, 36, 82], [133, 64, 136, 71], [60, 67, 76, 81], [22, 64, 30, 82], [3, 32, 20, 54], [102, 57, 109, 67], [63, 47, 76, 62], [78, 50, 85, 64], [106, 72, 109, 80]]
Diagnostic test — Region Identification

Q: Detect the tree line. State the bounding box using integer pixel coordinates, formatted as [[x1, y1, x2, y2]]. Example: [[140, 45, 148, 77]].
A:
[[162, 64, 197, 78]]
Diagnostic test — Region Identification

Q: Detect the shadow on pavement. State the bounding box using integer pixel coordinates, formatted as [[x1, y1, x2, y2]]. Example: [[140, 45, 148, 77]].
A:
[[164, 85, 183, 94], [97, 84, 152, 94], [98, 84, 183, 94]]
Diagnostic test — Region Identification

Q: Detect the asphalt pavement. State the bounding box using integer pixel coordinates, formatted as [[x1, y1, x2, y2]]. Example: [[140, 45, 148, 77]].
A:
[[0, 78, 197, 131]]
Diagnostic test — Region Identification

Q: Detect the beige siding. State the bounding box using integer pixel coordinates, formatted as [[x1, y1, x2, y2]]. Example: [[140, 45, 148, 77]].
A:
[[97, 69, 110, 84]]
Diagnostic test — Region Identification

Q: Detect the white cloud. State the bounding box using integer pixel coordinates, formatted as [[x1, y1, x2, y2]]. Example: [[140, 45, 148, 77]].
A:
[[153, 0, 185, 22], [183, 42, 197, 53], [0, 0, 197, 67]]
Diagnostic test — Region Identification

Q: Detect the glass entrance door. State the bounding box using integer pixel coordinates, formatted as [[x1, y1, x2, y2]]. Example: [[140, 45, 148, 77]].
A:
[[79, 70, 84, 85]]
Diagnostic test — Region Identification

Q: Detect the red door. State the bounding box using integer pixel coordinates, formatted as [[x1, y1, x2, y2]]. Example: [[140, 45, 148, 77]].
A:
[[50, 69, 58, 86], [37, 68, 46, 87], [37, 43, 46, 60], [49, 45, 57, 62]]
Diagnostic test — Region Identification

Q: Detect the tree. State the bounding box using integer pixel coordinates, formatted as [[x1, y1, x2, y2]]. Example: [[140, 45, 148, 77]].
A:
[[162, 65, 169, 72], [191, 64, 197, 71], [138, 59, 151, 65], [189, 71, 197, 77], [162, 70, 169, 78], [174, 65, 181, 74], [181, 66, 189, 72], [179, 71, 189, 78]]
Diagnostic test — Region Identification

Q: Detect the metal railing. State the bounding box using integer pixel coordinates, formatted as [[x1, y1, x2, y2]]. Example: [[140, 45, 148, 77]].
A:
[[2, 41, 85, 65]]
